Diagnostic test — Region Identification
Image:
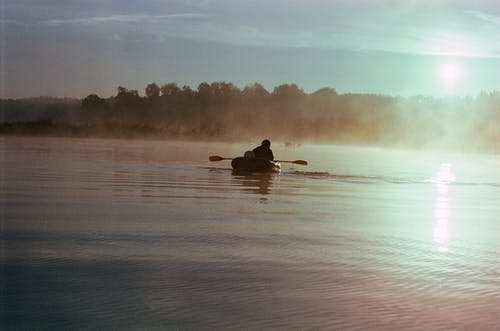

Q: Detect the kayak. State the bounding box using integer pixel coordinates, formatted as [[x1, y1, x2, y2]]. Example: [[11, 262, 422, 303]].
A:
[[231, 157, 281, 173]]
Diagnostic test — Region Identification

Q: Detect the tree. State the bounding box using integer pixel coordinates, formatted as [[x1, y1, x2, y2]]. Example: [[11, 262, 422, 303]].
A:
[[196, 82, 212, 107], [82, 94, 108, 110], [145, 83, 160, 99], [272, 84, 304, 100], [114, 86, 144, 123], [210, 82, 240, 106], [160, 83, 181, 97], [242, 83, 270, 103], [81, 94, 109, 122]]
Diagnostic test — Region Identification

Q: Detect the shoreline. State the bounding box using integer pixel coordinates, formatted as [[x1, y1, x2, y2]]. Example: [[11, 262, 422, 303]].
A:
[[1, 121, 498, 155]]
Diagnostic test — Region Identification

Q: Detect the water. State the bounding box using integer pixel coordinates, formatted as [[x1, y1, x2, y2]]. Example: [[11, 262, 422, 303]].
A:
[[1, 136, 499, 329]]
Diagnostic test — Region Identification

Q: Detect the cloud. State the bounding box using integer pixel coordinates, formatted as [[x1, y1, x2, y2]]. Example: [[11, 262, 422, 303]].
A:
[[466, 10, 500, 26], [40, 13, 209, 27], [29, 3, 500, 59]]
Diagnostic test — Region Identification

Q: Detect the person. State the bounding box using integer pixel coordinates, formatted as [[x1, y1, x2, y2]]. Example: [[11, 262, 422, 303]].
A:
[[244, 150, 255, 158], [252, 139, 274, 161]]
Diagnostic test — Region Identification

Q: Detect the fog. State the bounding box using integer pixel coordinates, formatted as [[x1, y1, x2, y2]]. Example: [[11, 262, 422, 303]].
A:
[[1, 82, 500, 153]]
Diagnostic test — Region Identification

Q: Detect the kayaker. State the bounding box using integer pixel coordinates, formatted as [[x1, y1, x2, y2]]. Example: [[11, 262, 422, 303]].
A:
[[252, 139, 274, 161]]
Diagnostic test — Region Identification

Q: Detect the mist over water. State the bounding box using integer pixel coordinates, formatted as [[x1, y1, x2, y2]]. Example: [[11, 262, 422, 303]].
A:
[[3, 83, 500, 153], [2, 136, 499, 329], [4, 0, 500, 326]]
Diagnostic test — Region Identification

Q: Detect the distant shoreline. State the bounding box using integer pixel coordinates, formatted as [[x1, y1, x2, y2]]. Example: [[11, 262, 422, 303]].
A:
[[0, 120, 283, 144], [2, 120, 500, 155], [2, 81, 500, 153], [0, 120, 387, 148], [0, 121, 224, 141]]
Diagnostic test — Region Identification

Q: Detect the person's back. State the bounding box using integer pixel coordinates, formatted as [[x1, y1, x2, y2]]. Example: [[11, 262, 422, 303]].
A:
[[253, 139, 274, 161]]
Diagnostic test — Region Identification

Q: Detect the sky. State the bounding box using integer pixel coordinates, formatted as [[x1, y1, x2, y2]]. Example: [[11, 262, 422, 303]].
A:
[[2, 0, 500, 98]]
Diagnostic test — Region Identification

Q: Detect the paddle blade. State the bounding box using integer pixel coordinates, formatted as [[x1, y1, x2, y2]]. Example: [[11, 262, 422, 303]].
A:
[[209, 155, 224, 162], [276, 159, 308, 165]]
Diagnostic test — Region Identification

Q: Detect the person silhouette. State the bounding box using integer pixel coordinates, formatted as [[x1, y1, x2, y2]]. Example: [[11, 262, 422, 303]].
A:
[[252, 139, 274, 161]]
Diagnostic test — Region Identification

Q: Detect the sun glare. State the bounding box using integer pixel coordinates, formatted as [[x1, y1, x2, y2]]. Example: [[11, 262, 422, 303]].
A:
[[438, 61, 462, 91], [431, 163, 455, 252]]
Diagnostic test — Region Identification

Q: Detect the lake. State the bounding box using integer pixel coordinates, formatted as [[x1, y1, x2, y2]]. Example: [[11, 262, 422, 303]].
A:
[[1, 136, 499, 329]]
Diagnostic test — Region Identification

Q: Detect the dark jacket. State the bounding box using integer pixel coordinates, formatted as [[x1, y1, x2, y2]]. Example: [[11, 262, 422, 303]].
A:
[[253, 145, 274, 161]]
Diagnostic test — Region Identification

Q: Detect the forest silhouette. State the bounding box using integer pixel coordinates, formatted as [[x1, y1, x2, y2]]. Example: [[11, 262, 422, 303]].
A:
[[1, 82, 500, 152]]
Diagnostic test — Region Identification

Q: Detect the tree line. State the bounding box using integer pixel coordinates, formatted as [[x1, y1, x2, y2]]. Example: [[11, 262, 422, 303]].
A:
[[1, 82, 500, 152]]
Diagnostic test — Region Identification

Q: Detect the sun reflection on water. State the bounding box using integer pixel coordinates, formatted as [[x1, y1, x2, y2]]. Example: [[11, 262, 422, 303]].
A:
[[430, 163, 455, 252]]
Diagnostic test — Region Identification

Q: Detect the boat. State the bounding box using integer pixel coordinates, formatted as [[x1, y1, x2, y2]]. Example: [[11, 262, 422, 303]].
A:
[[231, 157, 281, 173]]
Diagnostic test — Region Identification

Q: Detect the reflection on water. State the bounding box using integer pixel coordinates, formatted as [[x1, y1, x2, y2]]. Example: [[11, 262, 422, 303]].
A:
[[3, 137, 500, 330], [432, 163, 455, 252], [231, 172, 276, 198]]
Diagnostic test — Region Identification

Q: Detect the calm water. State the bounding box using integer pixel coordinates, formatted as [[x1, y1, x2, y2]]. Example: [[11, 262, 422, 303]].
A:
[[1, 136, 499, 330]]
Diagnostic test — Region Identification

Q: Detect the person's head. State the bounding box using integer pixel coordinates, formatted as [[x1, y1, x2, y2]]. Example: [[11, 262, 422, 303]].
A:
[[261, 139, 271, 148]]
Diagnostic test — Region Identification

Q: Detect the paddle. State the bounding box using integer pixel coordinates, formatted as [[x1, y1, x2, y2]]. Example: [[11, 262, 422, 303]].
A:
[[209, 155, 233, 162], [276, 159, 308, 166], [209, 155, 307, 166]]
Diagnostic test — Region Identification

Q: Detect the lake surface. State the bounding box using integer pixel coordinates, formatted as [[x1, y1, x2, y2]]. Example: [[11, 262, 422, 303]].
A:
[[1, 136, 499, 329]]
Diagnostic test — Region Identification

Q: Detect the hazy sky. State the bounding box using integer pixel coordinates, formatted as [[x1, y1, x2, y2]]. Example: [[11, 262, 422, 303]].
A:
[[2, 0, 500, 98]]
